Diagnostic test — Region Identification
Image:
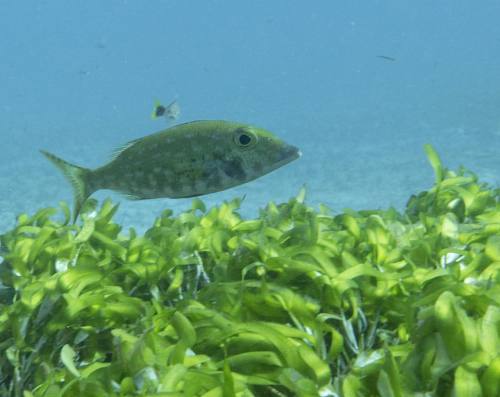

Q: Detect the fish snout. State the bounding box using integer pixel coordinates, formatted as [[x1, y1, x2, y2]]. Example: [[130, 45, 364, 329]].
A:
[[277, 144, 301, 163]]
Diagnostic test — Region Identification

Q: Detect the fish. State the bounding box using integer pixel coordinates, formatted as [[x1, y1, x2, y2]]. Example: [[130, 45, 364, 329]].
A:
[[151, 99, 180, 122], [376, 55, 396, 62], [41, 120, 301, 222]]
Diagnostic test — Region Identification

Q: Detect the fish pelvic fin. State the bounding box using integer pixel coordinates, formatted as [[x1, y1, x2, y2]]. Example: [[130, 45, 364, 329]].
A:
[[40, 150, 94, 223]]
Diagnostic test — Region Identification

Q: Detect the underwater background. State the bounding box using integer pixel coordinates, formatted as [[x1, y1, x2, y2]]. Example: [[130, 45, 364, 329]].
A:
[[1, 0, 499, 232], [2, 2, 500, 396]]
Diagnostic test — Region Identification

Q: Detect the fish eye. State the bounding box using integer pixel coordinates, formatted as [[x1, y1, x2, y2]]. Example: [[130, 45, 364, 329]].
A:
[[234, 128, 257, 149], [239, 134, 251, 145]]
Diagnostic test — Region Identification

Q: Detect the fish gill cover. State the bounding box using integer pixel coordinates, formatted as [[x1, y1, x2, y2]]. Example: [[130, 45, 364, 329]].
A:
[[0, 145, 499, 397]]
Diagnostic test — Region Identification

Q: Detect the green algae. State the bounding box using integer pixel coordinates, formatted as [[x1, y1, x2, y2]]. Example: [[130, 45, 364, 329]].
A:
[[0, 146, 499, 397]]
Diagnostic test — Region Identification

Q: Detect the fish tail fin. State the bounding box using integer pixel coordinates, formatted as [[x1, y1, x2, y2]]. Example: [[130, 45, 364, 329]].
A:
[[151, 99, 164, 119], [40, 150, 94, 223]]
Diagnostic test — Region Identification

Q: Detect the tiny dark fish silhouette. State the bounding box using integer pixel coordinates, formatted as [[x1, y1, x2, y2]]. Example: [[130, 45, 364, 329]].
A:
[[151, 99, 180, 122], [376, 55, 397, 62], [154, 104, 166, 117]]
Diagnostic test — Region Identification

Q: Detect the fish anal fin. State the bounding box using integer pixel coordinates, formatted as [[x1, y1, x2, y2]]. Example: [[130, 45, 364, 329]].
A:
[[122, 193, 145, 201], [113, 189, 147, 201]]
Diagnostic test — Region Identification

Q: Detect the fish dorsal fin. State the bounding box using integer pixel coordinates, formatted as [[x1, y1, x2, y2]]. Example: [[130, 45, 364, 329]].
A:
[[109, 138, 139, 161]]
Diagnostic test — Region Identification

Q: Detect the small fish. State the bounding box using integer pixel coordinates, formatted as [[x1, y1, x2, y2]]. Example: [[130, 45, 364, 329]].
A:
[[376, 55, 396, 62], [41, 120, 301, 222], [151, 99, 180, 121]]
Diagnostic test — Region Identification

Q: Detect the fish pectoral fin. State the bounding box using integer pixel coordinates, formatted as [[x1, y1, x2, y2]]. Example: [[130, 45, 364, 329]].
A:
[[221, 158, 246, 180]]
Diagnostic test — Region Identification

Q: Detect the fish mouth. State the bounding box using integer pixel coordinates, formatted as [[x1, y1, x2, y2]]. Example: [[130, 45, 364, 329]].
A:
[[272, 144, 301, 170], [280, 144, 301, 161]]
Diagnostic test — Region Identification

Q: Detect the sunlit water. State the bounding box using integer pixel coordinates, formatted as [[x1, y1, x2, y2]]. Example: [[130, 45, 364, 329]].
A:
[[1, 1, 499, 234]]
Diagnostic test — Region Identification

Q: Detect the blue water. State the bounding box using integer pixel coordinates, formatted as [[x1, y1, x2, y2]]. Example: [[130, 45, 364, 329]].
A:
[[1, 1, 499, 233]]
